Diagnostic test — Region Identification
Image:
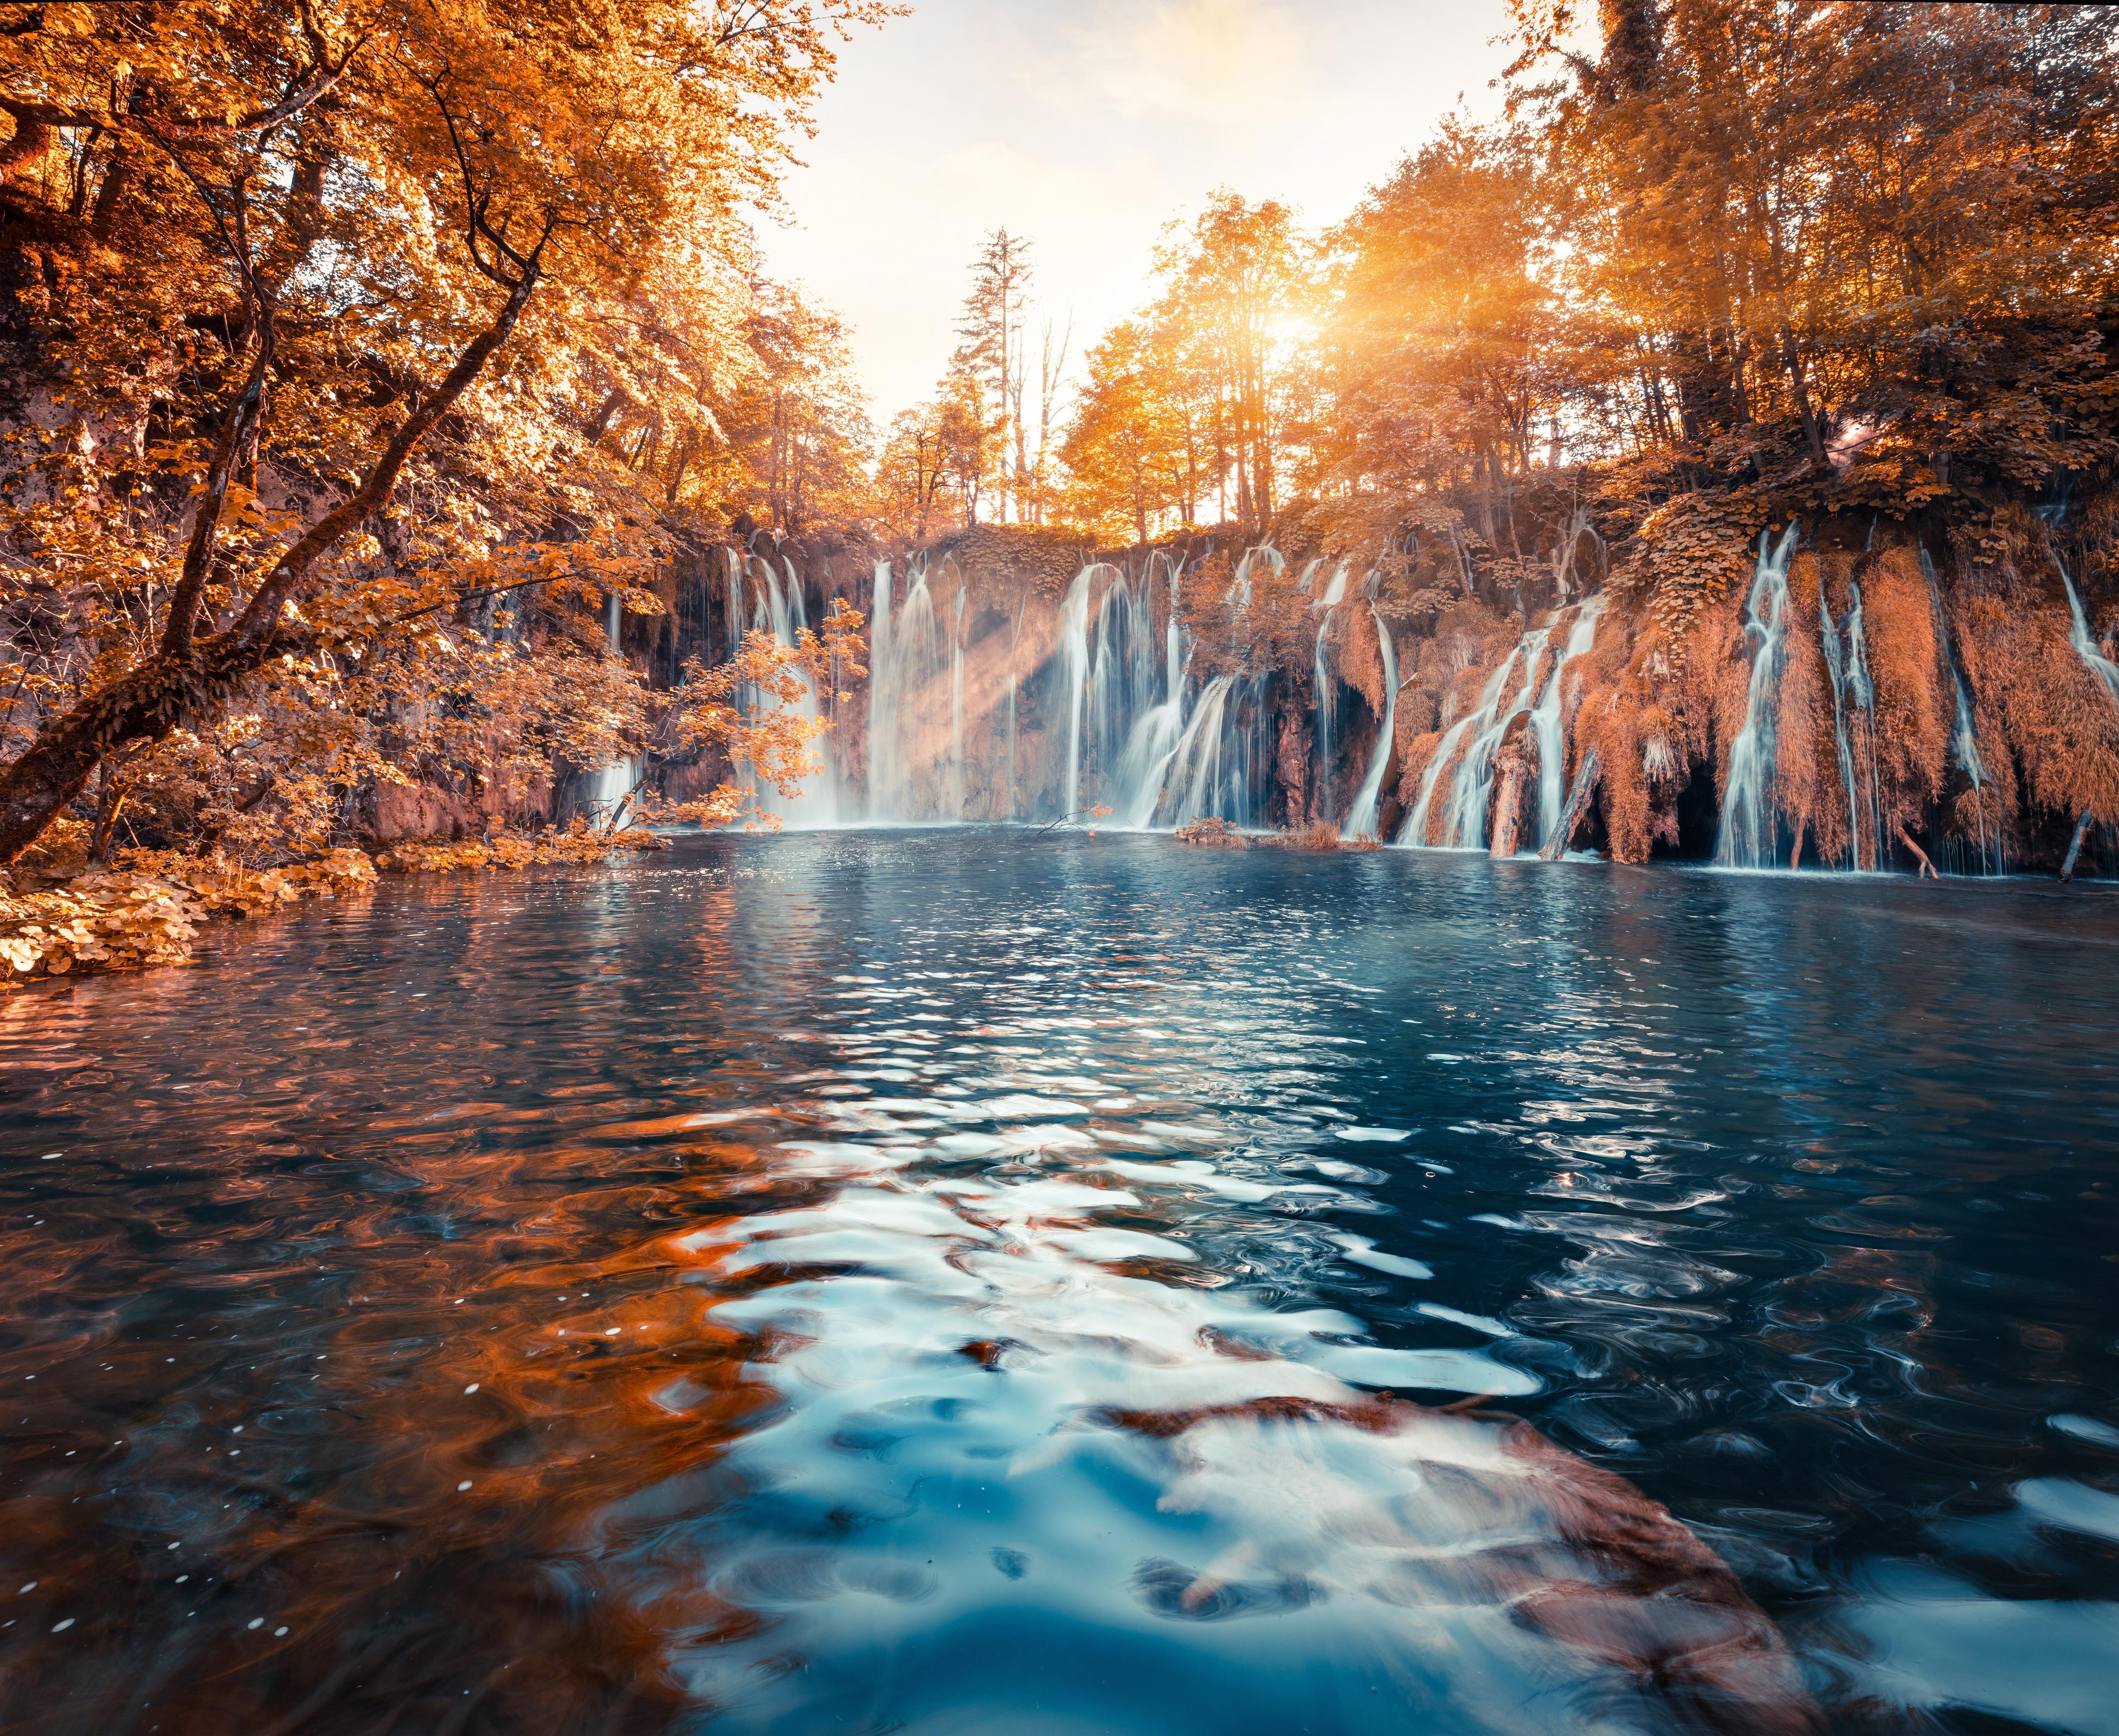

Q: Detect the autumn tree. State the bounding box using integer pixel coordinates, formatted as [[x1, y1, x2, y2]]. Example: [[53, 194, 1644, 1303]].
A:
[[0, 0, 893, 863], [1152, 191, 1308, 534], [722, 280, 875, 533], [1314, 118, 1564, 552], [1060, 319, 1192, 544], [875, 402, 953, 541]]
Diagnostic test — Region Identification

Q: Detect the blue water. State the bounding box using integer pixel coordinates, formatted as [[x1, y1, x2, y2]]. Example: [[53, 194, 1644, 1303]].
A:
[[3, 832, 2118, 1734]]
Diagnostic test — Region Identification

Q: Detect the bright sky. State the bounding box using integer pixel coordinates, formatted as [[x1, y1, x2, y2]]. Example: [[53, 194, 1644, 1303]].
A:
[[762, 0, 1540, 429]]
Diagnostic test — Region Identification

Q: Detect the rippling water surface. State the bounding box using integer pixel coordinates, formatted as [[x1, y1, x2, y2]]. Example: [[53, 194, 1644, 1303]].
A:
[[4, 832, 2119, 1735]]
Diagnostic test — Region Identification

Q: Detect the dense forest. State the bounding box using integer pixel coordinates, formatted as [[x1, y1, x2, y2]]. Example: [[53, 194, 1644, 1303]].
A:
[[4, 0, 2119, 952]]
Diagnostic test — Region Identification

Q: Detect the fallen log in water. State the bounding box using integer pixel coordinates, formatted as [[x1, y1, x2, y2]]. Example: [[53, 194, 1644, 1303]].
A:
[[1540, 748, 1600, 861], [1897, 823, 1939, 879], [1489, 718, 1534, 859], [2060, 810, 2094, 880], [1174, 815, 1251, 849]]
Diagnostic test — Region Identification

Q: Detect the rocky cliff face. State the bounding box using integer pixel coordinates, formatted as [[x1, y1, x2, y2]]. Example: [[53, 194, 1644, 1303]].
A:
[[783, 506, 2119, 878]]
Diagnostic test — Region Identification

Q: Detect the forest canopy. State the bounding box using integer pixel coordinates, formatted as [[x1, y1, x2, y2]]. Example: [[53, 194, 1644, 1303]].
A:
[[3, 0, 2119, 882], [0, 0, 888, 866]]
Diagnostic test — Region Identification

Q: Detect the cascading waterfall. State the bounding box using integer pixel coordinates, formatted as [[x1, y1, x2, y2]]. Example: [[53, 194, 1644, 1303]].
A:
[[1309, 561, 1350, 818], [1313, 613, 1336, 813], [1429, 628, 1551, 850], [1818, 584, 1863, 868], [1817, 576, 1881, 869], [948, 574, 968, 820], [851, 538, 1574, 838], [1548, 505, 1603, 601], [1395, 597, 1603, 854], [866, 556, 948, 821], [2060, 558, 2119, 708], [2058, 555, 2119, 877], [866, 558, 897, 821], [1530, 597, 1606, 849], [586, 589, 638, 819], [1060, 565, 1097, 818], [1348, 564, 1398, 843], [1714, 525, 1802, 869], [1111, 557, 1194, 829], [1153, 675, 1260, 827], [1399, 647, 1525, 849], [1004, 589, 1026, 819]]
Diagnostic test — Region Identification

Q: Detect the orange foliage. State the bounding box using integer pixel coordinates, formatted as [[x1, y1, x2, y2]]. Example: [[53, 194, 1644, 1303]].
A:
[[1778, 557, 1843, 868], [1957, 588, 2119, 825], [1394, 729, 1444, 820], [2, 849, 374, 985], [1858, 550, 1951, 841]]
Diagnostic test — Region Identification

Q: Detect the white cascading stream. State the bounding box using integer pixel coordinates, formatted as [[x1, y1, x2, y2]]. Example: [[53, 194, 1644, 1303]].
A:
[[865, 556, 947, 822], [866, 558, 896, 822], [1060, 566, 1096, 819], [1339, 560, 1398, 841], [1529, 597, 1605, 851], [2061, 559, 2119, 709], [1714, 525, 1802, 869], [1398, 647, 1525, 849], [587, 589, 639, 821], [949, 574, 968, 821], [1418, 631, 1552, 851]]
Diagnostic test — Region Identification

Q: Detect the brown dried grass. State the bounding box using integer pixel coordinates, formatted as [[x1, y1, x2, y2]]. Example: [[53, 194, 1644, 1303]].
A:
[[1576, 685, 1652, 863], [1395, 729, 1444, 819], [1336, 606, 1387, 714], [1957, 588, 2119, 824], [1859, 548, 1950, 840], [1780, 555, 1845, 868]]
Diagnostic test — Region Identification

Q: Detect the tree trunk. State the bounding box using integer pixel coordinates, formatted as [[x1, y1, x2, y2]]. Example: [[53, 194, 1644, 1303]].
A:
[[1896, 823, 1938, 880], [1539, 749, 1599, 861], [1489, 723, 1535, 859], [2060, 811, 2095, 881]]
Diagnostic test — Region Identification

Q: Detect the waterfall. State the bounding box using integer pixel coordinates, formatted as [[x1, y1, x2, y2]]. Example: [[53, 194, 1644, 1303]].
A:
[[1106, 560, 1187, 827], [863, 555, 954, 822], [866, 559, 896, 821], [1530, 597, 1605, 850], [1845, 579, 1884, 864], [1548, 506, 1603, 601], [1391, 595, 1603, 854], [1398, 644, 1525, 847], [587, 589, 638, 821], [729, 555, 843, 826], [1060, 566, 1096, 817], [948, 574, 967, 821], [1442, 631, 1548, 850], [1309, 561, 1352, 818], [725, 547, 745, 662], [1340, 606, 1397, 839], [1402, 623, 1553, 852], [2061, 559, 2119, 708], [1805, 576, 1873, 869], [1153, 675, 1259, 827], [738, 556, 839, 828], [1313, 610, 1336, 817], [1713, 525, 1802, 869], [1004, 588, 1026, 819]]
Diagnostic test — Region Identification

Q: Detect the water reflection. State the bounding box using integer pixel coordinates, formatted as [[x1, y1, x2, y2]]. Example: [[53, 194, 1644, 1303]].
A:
[[1, 836, 2117, 1734]]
